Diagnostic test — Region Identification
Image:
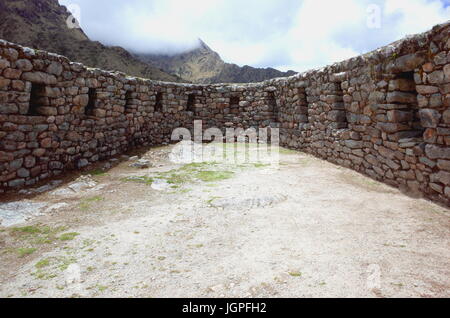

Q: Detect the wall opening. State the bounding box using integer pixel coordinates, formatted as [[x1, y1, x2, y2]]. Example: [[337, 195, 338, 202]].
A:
[[230, 96, 240, 107], [187, 94, 195, 112], [155, 92, 163, 112], [268, 92, 278, 119], [389, 71, 423, 140], [28, 83, 46, 115], [397, 71, 415, 81], [329, 82, 347, 129], [85, 88, 96, 116], [125, 91, 133, 111], [296, 88, 309, 124]]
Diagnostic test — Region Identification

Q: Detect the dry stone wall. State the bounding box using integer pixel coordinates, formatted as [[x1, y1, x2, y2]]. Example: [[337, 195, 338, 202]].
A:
[[1, 22, 449, 206]]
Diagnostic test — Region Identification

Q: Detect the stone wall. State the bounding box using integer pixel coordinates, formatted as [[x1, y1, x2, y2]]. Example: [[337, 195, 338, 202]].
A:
[[1, 21, 449, 206]]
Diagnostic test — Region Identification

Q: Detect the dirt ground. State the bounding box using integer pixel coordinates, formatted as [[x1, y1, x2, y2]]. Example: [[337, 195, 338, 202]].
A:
[[0, 143, 449, 298]]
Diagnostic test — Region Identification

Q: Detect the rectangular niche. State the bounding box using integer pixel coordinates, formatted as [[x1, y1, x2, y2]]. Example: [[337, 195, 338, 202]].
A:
[[125, 91, 133, 108], [155, 92, 163, 112], [268, 91, 278, 119], [28, 83, 46, 115], [187, 94, 195, 112], [296, 88, 309, 124], [327, 82, 348, 129], [388, 71, 423, 140], [230, 96, 240, 107], [85, 88, 97, 116]]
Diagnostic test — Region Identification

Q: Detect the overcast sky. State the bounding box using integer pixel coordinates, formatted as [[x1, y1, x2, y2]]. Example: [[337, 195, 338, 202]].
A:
[[58, 0, 450, 72]]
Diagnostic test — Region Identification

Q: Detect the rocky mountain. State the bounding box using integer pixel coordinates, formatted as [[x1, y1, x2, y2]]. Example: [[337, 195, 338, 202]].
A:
[[0, 0, 296, 84], [137, 40, 297, 84], [0, 0, 181, 82]]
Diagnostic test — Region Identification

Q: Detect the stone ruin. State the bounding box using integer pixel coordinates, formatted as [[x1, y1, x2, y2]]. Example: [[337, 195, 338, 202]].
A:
[[0, 22, 449, 206]]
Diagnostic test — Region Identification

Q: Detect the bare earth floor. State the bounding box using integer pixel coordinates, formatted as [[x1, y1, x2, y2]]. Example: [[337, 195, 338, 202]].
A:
[[0, 144, 449, 298]]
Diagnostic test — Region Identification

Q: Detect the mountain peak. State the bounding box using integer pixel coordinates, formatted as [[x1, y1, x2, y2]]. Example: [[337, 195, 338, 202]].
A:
[[137, 38, 297, 84], [197, 39, 214, 52], [0, 0, 181, 82]]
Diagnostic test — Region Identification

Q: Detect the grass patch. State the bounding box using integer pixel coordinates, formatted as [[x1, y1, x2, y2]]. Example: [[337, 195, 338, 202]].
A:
[[32, 270, 57, 280], [288, 271, 302, 277], [279, 147, 299, 155], [86, 169, 108, 177], [8, 224, 79, 258], [153, 162, 222, 186], [13, 226, 42, 234], [122, 161, 237, 188], [11, 224, 67, 245], [196, 171, 234, 182], [206, 196, 222, 206], [162, 173, 191, 185], [85, 196, 103, 203], [121, 176, 154, 185], [97, 285, 108, 292], [82, 239, 96, 248], [59, 232, 80, 241], [57, 256, 77, 271], [253, 163, 271, 168], [169, 188, 191, 194], [17, 247, 36, 257], [35, 258, 51, 269], [78, 196, 103, 211]]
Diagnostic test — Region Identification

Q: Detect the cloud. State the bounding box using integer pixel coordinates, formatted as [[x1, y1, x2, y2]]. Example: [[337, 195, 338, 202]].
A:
[[58, 0, 450, 72]]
